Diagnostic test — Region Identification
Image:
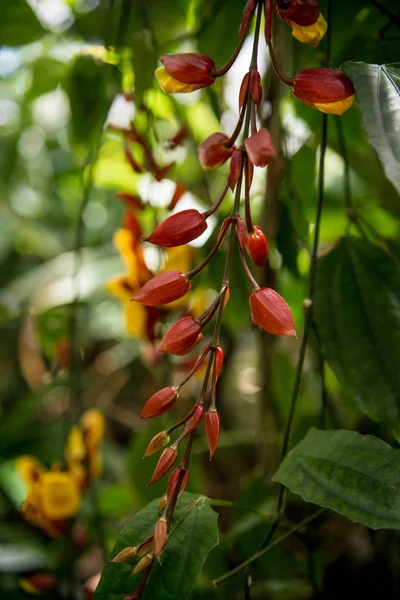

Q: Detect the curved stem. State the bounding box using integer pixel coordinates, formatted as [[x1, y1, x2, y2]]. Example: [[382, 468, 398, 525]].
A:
[[203, 181, 230, 218], [237, 227, 259, 289], [267, 42, 294, 86], [186, 220, 231, 279]]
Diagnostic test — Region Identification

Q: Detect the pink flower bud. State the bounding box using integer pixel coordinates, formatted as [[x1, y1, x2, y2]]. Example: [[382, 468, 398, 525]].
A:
[[245, 129, 275, 167], [198, 133, 235, 170], [134, 270, 192, 306], [159, 316, 202, 356], [141, 387, 178, 419], [249, 288, 296, 336], [145, 209, 207, 248]]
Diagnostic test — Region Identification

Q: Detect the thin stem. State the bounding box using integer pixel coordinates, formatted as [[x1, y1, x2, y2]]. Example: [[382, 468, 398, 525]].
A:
[[237, 229, 259, 289], [244, 155, 254, 232], [212, 38, 246, 78], [202, 181, 230, 218], [186, 221, 230, 279], [250, 0, 263, 70], [267, 42, 294, 86], [198, 286, 228, 328], [213, 509, 324, 586], [227, 105, 247, 148], [176, 345, 211, 389]]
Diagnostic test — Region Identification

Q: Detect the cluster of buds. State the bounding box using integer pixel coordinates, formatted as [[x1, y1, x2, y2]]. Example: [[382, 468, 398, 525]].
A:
[[114, 0, 356, 596]]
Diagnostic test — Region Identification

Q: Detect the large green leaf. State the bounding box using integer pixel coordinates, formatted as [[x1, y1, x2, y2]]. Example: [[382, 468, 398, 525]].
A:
[[94, 493, 219, 600], [342, 62, 400, 195], [313, 236, 400, 439], [273, 428, 400, 529], [0, 0, 45, 46]]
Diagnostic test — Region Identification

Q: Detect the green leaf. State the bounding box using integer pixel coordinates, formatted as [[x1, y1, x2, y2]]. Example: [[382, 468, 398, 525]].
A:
[[0, 0, 45, 46], [313, 237, 400, 440], [94, 493, 219, 600], [341, 62, 400, 195], [273, 428, 400, 530]]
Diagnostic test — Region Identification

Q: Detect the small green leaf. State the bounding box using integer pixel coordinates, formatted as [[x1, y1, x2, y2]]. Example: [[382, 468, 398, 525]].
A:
[[313, 237, 400, 440], [94, 493, 219, 600], [0, 0, 45, 46], [273, 428, 400, 530], [341, 62, 400, 195]]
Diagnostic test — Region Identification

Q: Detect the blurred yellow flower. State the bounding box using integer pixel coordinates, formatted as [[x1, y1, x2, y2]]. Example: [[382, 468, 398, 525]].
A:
[[289, 14, 327, 47]]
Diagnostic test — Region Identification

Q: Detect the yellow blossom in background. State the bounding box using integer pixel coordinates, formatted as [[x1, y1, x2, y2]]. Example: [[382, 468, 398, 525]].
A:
[[66, 409, 105, 484], [80, 409, 105, 451]]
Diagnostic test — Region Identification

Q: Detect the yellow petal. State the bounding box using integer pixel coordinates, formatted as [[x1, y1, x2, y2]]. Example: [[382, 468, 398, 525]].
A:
[[66, 426, 86, 464], [105, 275, 135, 302], [39, 472, 81, 521], [80, 409, 105, 450], [89, 450, 102, 479], [313, 94, 355, 115], [15, 456, 45, 490], [125, 301, 148, 338], [163, 245, 193, 275], [188, 287, 210, 319], [155, 67, 201, 94], [290, 14, 327, 47]]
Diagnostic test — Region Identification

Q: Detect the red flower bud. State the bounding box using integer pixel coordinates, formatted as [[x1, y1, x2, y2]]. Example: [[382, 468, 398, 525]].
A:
[[167, 468, 189, 501], [205, 409, 220, 460], [198, 133, 235, 170], [215, 347, 224, 379], [162, 53, 215, 86], [154, 517, 168, 557], [134, 270, 192, 306], [159, 316, 202, 356], [246, 156, 254, 189], [145, 209, 207, 248], [149, 447, 178, 485], [276, 0, 320, 26], [141, 387, 178, 419], [246, 226, 269, 267], [236, 218, 247, 250], [239, 72, 250, 109], [239, 70, 262, 109], [245, 129, 275, 167], [144, 431, 170, 456], [249, 288, 296, 336], [292, 68, 355, 115], [228, 149, 243, 190], [239, 0, 257, 41], [183, 405, 204, 435]]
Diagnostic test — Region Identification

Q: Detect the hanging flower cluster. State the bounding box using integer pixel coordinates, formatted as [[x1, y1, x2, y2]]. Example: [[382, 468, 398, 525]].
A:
[[113, 0, 355, 594], [16, 409, 104, 536]]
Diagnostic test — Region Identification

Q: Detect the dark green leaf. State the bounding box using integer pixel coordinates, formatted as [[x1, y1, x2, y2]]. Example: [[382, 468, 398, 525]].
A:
[[341, 62, 400, 194], [313, 237, 400, 439], [94, 493, 219, 600], [0, 0, 45, 46], [273, 428, 400, 529]]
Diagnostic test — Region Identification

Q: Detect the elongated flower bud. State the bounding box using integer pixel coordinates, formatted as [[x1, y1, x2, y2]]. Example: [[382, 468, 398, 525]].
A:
[[245, 129, 275, 167], [215, 347, 224, 379], [276, 0, 327, 46], [132, 553, 153, 575], [141, 387, 178, 419], [246, 226, 269, 267], [154, 517, 168, 557], [236, 218, 247, 250], [145, 209, 207, 248], [156, 53, 215, 93], [292, 68, 355, 115], [228, 149, 243, 190], [159, 316, 202, 356], [205, 409, 220, 460], [134, 270, 192, 306], [249, 288, 296, 336], [239, 0, 257, 41], [183, 405, 204, 435], [198, 133, 235, 170], [112, 546, 137, 563], [136, 535, 154, 559], [149, 447, 178, 485], [167, 468, 189, 501], [144, 431, 170, 456]]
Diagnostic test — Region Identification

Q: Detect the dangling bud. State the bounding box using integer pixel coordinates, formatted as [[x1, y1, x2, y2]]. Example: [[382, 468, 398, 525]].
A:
[[183, 405, 204, 436], [205, 409, 220, 460], [246, 226, 269, 267], [154, 517, 168, 557], [198, 133, 235, 170], [112, 546, 137, 563], [149, 447, 178, 485], [292, 68, 355, 115], [159, 316, 202, 356], [156, 53, 216, 93], [144, 431, 170, 457], [167, 468, 189, 501], [215, 347, 224, 379], [236, 218, 247, 250], [141, 387, 178, 419], [245, 129, 275, 167], [239, 0, 257, 41], [134, 270, 192, 306], [228, 149, 243, 190], [245, 156, 254, 190], [132, 553, 153, 575], [276, 0, 327, 47], [145, 209, 207, 248], [249, 288, 296, 336]]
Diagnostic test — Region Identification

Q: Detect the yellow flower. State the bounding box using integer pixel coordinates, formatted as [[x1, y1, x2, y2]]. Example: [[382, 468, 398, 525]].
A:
[[155, 67, 201, 94], [289, 14, 327, 47], [38, 471, 80, 521], [313, 95, 355, 116], [15, 456, 45, 489], [80, 409, 105, 451]]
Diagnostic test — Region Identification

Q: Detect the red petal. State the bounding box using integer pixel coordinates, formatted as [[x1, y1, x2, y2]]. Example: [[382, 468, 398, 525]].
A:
[[141, 387, 178, 419], [145, 209, 207, 248], [250, 70, 262, 107], [159, 316, 202, 356], [198, 133, 234, 169], [134, 270, 192, 306], [245, 129, 275, 167], [249, 288, 296, 336], [215, 347, 224, 379], [239, 0, 257, 40], [239, 72, 250, 109], [246, 225, 269, 266], [236, 218, 247, 250], [276, 0, 320, 26], [228, 149, 243, 190]]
